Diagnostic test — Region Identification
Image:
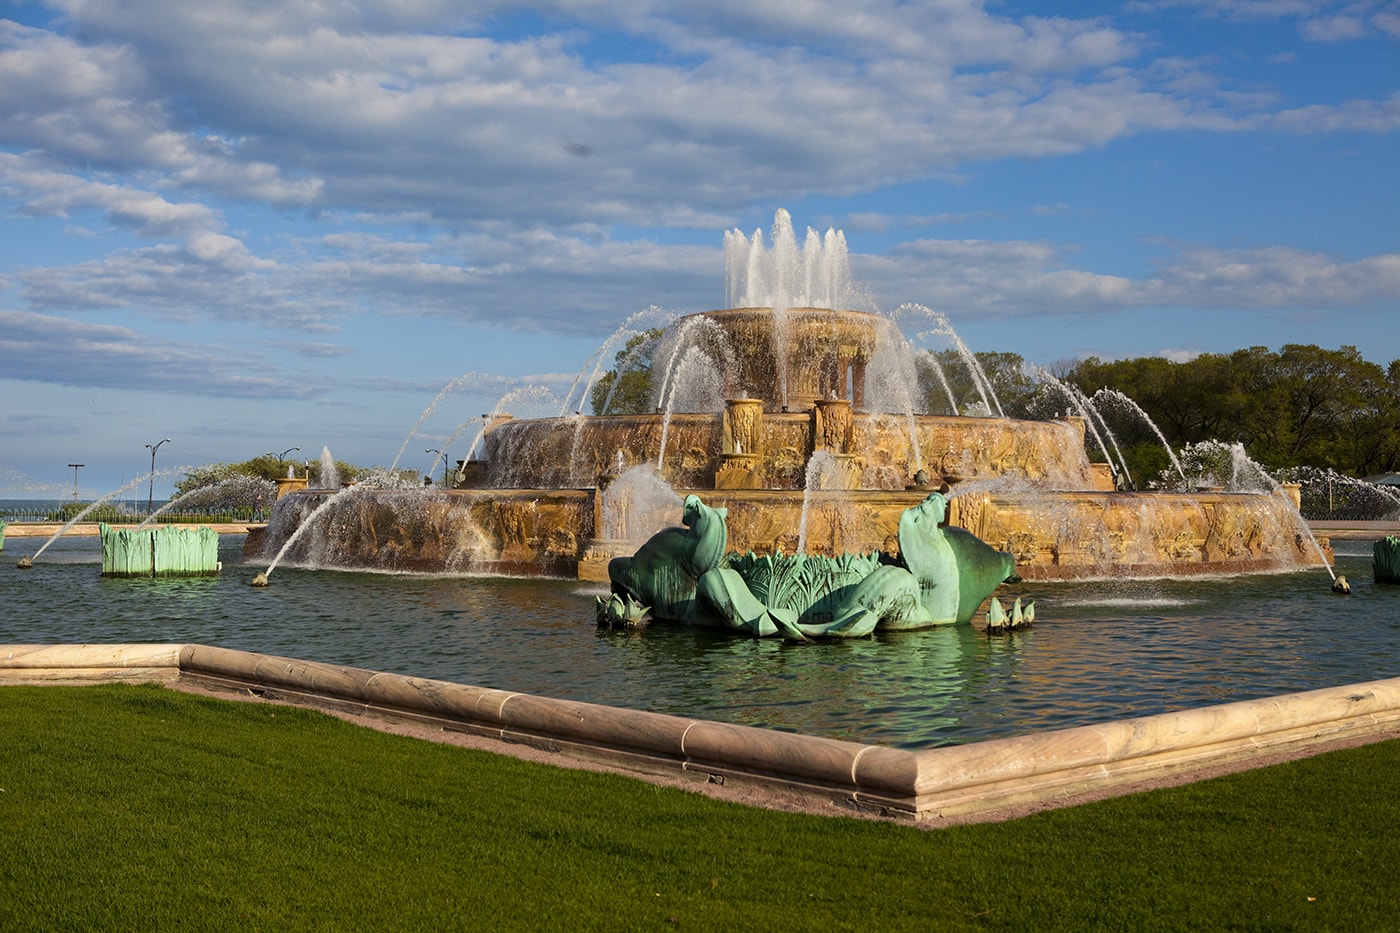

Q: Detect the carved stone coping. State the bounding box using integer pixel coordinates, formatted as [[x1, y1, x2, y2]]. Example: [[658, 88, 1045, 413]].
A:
[[4, 643, 1400, 822]]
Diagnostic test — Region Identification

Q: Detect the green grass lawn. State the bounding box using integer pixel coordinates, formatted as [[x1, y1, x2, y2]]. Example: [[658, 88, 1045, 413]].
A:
[[3, 683, 1398, 931]]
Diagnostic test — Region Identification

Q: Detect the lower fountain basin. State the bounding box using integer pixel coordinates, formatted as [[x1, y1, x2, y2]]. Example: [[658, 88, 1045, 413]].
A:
[[248, 485, 1329, 581]]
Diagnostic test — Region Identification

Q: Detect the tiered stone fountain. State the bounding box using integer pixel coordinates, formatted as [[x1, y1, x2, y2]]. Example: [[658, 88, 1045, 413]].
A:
[[252, 212, 1328, 581]]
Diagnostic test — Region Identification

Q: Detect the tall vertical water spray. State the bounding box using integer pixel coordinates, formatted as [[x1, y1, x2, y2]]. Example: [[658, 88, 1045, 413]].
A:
[[318, 447, 340, 489], [724, 209, 861, 412], [769, 211, 796, 411]]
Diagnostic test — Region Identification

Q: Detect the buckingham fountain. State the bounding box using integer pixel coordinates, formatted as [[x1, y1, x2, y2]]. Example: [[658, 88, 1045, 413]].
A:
[[251, 211, 1327, 601], [12, 212, 1384, 822]]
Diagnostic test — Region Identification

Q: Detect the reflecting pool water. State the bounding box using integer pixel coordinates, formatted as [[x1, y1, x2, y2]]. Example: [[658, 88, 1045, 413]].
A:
[[3, 535, 1397, 749]]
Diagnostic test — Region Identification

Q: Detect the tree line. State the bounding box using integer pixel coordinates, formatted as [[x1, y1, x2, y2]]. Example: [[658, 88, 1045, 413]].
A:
[[1038, 344, 1400, 485], [917, 343, 1400, 485]]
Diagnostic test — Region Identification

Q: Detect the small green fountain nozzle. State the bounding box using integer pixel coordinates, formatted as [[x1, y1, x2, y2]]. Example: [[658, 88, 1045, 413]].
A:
[[250, 571, 270, 587], [1375, 536, 1400, 585], [16, 556, 33, 569]]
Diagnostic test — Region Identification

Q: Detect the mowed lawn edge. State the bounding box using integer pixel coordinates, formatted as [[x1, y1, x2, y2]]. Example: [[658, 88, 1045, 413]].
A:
[[3, 683, 1397, 931]]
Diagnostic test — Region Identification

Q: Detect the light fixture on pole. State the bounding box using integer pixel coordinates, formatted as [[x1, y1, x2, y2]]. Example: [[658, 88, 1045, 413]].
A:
[[67, 463, 84, 503], [265, 447, 300, 479], [145, 438, 171, 514], [425, 447, 447, 485]]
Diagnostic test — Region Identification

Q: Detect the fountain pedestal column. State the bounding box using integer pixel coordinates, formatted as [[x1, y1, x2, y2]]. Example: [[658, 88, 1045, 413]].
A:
[[1281, 482, 1302, 511], [811, 397, 862, 490], [814, 398, 853, 454], [717, 398, 765, 489]]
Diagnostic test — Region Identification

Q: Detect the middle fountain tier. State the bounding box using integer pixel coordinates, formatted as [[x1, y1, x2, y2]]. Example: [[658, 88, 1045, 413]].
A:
[[478, 306, 1100, 493]]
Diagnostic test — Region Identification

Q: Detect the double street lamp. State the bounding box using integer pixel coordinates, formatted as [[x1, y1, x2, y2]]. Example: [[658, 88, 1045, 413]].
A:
[[145, 438, 171, 514], [265, 447, 300, 475]]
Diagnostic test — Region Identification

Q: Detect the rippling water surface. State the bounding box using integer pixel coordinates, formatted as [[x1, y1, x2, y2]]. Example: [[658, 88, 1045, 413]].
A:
[[4, 534, 1397, 749]]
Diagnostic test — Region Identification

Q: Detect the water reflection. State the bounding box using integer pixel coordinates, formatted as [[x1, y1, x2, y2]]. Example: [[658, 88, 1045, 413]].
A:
[[3, 535, 1396, 749]]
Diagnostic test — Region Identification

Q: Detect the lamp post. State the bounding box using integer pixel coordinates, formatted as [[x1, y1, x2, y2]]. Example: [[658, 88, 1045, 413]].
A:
[[145, 438, 171, 514], [425, 447, 447, 486], [265, 447, 300, 479], [67, 463, 84, 503]]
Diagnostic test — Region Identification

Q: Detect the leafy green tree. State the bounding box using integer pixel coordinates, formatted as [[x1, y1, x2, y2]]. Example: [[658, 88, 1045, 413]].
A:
[[1360, 361, 1400, 474], [1279, 345, 1378, 467], [978, 351, 1039, 419], [590, 329, 664, 415]]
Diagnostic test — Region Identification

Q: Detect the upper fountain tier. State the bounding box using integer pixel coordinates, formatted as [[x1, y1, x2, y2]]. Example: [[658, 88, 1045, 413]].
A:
[[708, 209, 892, 411], [668, 306, 885, 412]]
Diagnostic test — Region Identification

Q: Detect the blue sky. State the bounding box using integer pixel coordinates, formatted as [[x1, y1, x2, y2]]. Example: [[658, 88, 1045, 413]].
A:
[[2, 0, 1398, 499]]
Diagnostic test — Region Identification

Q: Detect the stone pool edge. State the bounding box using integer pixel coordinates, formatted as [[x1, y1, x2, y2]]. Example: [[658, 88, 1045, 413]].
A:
[[5, 642, 1400, 822]]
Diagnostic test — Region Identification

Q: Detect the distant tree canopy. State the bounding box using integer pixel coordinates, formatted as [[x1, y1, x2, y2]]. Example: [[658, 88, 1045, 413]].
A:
[[174, 456, 288, 499]]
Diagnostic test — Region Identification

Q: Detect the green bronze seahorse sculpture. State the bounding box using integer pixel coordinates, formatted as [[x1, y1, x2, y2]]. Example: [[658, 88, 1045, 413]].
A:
[[602, 492, 1019, 640]]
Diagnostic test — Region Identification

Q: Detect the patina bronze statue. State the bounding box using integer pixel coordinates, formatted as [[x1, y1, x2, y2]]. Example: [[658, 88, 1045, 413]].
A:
[[599, 492, 1018, 640]]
